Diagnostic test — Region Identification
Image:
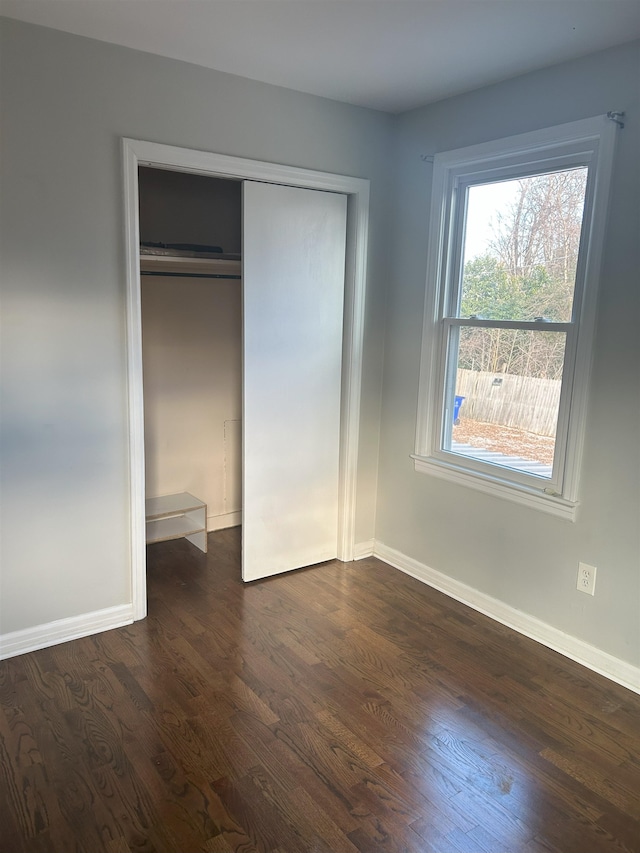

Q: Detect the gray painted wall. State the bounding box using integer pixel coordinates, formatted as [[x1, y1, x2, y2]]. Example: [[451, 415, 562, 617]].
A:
[[377, 40, 640, 666], [0, 18, 391, 635]]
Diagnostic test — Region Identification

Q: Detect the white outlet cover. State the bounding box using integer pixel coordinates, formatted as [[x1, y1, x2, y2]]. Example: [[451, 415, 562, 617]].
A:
[[577, 562, 597, 596]]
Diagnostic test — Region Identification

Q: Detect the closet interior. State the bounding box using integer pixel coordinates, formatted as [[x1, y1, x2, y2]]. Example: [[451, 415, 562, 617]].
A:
[[139, 167, 242, 552]]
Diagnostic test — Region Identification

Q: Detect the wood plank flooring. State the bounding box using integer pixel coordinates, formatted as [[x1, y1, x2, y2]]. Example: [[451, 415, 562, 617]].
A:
[[1, 528, 639, 852]]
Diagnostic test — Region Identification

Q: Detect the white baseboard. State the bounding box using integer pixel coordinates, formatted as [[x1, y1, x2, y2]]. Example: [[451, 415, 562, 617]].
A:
[[374, 541, 640, 696], [5, 544, 636, 697], [208, 511, 241, 532], [353, 539, 375, 559], [0, 604, 134, 661]]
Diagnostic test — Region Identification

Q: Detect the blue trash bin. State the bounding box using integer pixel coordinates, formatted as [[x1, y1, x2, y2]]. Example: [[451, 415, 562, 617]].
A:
[[453, 395, 465, 425]]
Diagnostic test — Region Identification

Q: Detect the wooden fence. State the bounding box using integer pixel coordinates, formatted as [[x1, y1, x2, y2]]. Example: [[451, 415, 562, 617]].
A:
[[456, 369, 561, 436]]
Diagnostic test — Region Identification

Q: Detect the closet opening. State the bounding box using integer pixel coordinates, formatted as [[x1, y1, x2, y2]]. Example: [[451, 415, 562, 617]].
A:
[[138, 167, 243, 555], [123, 138, 370, 619]]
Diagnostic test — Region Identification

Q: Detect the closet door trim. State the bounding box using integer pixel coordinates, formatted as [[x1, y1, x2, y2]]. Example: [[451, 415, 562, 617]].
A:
[[122, 138, 370, 620]]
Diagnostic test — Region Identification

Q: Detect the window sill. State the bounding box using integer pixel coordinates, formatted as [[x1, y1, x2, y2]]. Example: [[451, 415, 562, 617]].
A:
[[411, 454, 578, 521]]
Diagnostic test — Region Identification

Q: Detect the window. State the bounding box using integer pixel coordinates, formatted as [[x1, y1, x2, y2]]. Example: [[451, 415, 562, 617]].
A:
[[414, 117, 617, 519]]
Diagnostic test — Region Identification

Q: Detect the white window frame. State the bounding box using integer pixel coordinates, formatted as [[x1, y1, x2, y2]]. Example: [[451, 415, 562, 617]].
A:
[[413, 117, 617, 521]]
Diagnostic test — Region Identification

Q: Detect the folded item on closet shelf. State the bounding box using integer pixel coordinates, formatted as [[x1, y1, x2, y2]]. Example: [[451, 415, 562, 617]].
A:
[[140, 241, 230, 258]]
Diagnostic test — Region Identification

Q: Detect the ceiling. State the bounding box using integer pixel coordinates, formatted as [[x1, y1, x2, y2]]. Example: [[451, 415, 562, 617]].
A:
[[2, 0, 640, 113]]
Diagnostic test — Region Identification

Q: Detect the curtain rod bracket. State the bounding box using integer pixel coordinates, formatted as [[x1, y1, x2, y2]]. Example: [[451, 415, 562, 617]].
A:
[[606, 111, 625, 128], [420, 154, 434, 163]]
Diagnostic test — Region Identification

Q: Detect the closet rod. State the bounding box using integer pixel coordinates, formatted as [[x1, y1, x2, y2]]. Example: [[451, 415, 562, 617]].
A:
[[140, 271, 241, 280]]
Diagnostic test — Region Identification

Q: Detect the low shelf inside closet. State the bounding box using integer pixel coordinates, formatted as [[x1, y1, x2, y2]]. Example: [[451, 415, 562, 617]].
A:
[[145, 492, 208, 553]]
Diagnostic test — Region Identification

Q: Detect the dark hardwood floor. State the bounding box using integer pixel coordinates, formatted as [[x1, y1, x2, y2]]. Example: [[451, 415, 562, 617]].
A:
[[1, 528, 639, 853]]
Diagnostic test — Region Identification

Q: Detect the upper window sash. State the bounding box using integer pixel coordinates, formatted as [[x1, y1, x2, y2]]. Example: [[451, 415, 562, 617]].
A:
[[444, 159, 594, 323]]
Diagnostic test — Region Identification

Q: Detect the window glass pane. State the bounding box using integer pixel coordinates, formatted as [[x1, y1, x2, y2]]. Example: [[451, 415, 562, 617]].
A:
[[445, 327, 567, 478], [458, 168, 588, 322]]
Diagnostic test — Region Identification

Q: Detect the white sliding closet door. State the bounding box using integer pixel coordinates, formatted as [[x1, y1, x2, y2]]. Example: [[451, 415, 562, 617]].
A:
[[242, 181, 347, 582]]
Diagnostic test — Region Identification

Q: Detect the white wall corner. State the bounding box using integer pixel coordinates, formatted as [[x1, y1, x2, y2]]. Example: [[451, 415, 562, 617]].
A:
[[353, 539, 376, 559], [373, 541, 640, 696], [0, 605, 134, 661]]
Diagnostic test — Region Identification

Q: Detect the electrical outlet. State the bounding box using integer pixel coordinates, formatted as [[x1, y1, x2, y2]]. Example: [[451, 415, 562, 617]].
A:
[[577, 562, 597, 596]]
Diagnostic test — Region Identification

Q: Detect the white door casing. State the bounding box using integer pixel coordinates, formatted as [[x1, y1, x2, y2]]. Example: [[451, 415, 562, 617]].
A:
[[122, 139, 370, 617]]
